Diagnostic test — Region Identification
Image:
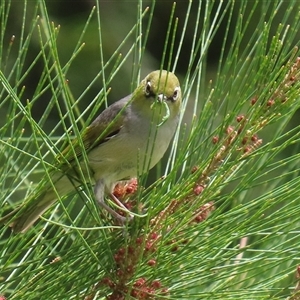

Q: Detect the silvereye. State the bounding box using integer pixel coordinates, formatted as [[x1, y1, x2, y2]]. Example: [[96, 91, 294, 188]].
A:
[[0, 70, 181, 233]]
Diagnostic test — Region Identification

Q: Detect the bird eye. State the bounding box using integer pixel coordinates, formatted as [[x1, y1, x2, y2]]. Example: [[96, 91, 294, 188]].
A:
[[145, 80, 151, 96], [172, 87, 180, 101]]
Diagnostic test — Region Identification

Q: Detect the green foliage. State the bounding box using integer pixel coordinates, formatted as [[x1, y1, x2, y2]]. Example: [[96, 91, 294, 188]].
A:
[[1, 0, 300, 299]]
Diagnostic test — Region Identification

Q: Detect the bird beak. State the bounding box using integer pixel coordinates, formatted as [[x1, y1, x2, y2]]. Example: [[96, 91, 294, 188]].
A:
[[157, 93, 167, 102]]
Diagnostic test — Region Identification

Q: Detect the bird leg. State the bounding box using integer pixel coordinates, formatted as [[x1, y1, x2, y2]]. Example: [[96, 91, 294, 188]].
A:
[[109, 192, 134, 220], [94, 180, 133, 224]]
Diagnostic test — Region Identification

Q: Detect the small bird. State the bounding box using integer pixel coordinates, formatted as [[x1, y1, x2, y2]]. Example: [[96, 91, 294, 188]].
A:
[[0, 70, 181, 233]]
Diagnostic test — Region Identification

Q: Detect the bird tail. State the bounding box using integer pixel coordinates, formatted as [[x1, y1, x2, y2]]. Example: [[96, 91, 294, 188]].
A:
[[1, 171, 84, 233], [0, 189, 57, 233]]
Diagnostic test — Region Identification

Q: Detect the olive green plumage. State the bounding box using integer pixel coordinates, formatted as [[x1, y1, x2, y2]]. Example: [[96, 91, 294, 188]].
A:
[[0, 70, 182, 233]]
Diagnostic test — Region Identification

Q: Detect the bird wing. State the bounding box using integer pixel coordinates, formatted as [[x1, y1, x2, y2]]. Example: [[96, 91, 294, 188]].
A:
[[57, 95, 131, 167]]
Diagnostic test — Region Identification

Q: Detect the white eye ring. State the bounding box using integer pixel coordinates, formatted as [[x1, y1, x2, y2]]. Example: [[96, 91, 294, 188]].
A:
[[145, 80, 151, 96], [173, 87, 180, 101]]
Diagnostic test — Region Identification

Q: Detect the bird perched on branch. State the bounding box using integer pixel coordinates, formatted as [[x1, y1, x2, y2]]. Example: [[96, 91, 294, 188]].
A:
[[0, 70, 182, 233]]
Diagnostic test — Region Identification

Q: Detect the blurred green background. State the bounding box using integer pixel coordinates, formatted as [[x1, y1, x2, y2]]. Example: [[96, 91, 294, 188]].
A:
[[3, 1, 298, 125], [2, 1, 299, 192], [3, 1, 230, 123]]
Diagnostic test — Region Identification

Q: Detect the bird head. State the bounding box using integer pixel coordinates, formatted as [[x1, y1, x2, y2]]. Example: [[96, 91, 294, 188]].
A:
[[132, 70, 182, 123]]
